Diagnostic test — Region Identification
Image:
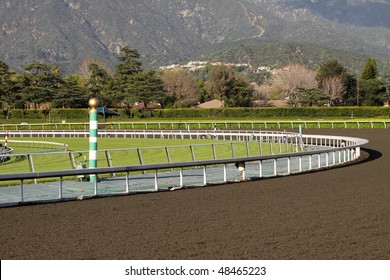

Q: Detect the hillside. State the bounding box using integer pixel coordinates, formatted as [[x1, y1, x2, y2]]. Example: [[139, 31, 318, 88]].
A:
[[0, 0, 389, 74]]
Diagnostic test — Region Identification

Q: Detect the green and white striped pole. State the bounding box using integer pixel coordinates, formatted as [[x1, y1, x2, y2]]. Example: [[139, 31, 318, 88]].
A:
[[88, 98, 99, 183]]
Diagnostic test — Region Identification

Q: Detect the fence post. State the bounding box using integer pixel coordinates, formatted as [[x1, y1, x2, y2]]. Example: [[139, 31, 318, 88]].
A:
[[273, 159, 277, 176], [154, 170, 158, 191], [165, 147, 172, 163], [27, 154, 37, 184], [137, 148, 145, 174], [88, 97, 99, 183], [126, 173, 130, 193], [203, 166, 207, 186], [20, 180, 24, 202], [105, 151, 114, 177], [59, 177, 63, 199]]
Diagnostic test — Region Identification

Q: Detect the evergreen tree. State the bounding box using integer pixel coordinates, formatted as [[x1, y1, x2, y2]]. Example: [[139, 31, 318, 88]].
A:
[[360, 58, 378, 80], [125, 70, 165, 108], [316, 59, 356, 105], [359, 58, 385, 106], [206, 65, 235, 103], [113, 46, 144, 106], [21, 62, 64, 108], [115, 46, 142, 77], [226, 75, 254, 107], [54, 74, 87, 108], [85, 63, 114, 106], [0, 60, 21, 116]]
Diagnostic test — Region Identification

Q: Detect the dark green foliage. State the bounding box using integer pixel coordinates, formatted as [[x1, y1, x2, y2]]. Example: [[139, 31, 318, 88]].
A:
[[359, 58, 386, 106], [361, 58, 379, 80], [125, 70, 165, 107], [0, 60, 20, 113], [85, 64, 114, 106], [20, 63, 65, 107], [56, 75, 88, 108], [298, 88, 328, 107]]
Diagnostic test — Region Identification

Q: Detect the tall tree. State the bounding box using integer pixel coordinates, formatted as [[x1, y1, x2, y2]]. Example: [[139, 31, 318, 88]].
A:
[[85, 63, 114, 106], [21, 62, 64, 108], [359, 58, 385, 106], [54, 74, 87, 108], [205, 64, 254, 107], [0, 61, 19, 109], [270, 63, 318, 107], [161, 68, 200, 108], [206, 65, 235, 103], [360, 58, 379, 80], [115, 46, 142, 77], [322, 76, 346, 106], [125, 70, 165, 108], [226, 75, 254, 107], [316, 60, 347, 87], [316, 59, 356, 105], [113, 46, 143, 105]]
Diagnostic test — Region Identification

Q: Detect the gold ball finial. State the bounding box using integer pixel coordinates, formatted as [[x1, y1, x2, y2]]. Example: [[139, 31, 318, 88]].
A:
[[88, 97, 99, 109]]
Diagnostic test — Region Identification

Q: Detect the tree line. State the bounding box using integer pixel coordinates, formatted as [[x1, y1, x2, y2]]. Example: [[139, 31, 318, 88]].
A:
[[1, 46, 389, 116], [267, 59, 389, 107]]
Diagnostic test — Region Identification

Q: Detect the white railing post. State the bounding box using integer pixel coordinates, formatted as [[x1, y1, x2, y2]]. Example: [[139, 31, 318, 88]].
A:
[[59, 177, 63, 199], [180, 168, 183, 187], [154, 170, 158, 191], [126, 173, 130, 193], [203, 166, 207, 186]]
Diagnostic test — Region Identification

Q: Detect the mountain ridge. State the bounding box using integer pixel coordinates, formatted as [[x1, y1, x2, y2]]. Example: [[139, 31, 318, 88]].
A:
[[0, 0, 389, 74]]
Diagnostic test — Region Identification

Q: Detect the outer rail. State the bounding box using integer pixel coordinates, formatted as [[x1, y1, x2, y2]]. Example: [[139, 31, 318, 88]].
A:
[[0, 131, 368, 207]]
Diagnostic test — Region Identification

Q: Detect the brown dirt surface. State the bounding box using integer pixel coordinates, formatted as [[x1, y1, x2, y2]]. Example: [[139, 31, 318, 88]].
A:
[[0, 129, 389, 260]]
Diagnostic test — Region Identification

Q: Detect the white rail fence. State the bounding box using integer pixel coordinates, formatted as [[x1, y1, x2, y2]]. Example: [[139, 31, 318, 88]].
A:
[[0, 120, 389, 131], [0, 130, 368, 206]]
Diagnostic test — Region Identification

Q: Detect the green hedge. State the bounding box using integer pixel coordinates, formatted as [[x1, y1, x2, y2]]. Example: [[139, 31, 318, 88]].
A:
[[136, 107, 390, 119], [1, 107, 390, 122]]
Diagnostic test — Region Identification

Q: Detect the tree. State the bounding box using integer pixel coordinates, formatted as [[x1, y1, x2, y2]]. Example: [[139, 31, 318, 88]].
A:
[[85, 63, 114, 106], [78, 58, 112, 82], [270, 63, 318, 107], [316, 60, 347, 87], [0, 61, 20, 110], [359, 79, 386, 106], [360, 58, 379, 80], [54, 74, 87, 108], [161, 68, 200, 107], [226, 75, 253, 107], [115, 46, 142, 78], [113, 46, 143, 105], [205, 64, 253, 107], [125, 70, 165, 108], [322, 76, 346, 106], [359, 58, 385, 106], [298, 88, 328, 107], [206, 65, 235, 103], [316, 59, 356, 105], [21, 62, 64, 108]]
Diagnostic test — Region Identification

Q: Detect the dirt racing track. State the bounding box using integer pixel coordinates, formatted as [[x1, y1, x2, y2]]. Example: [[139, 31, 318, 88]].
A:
[[0, 129, 388, 260]]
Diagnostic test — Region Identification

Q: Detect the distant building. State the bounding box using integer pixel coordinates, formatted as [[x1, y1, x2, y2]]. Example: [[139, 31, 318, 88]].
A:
[[194, 99, 224, 108]]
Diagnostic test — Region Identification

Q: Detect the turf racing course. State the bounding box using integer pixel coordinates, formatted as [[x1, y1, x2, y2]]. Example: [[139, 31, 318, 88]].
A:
[[0, 129, 388, 259]]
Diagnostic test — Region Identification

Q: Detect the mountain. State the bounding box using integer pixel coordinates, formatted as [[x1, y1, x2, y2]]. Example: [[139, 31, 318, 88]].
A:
[[0, 0, 389, 74]]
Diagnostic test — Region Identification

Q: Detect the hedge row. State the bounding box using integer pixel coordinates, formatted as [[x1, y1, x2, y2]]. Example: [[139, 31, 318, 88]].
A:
[[1, 107, 390, 121], [125, 107, 390, 119]]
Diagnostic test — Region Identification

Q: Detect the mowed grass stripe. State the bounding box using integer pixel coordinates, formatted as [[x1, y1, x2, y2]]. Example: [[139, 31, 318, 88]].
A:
[[1, 137, 290, 174]]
